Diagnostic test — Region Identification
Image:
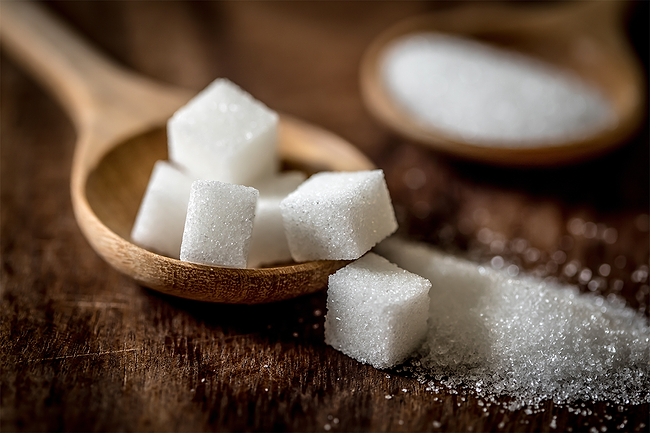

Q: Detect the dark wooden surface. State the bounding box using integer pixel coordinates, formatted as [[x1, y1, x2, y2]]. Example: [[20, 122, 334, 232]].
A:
[[1, 2, 648, 431]]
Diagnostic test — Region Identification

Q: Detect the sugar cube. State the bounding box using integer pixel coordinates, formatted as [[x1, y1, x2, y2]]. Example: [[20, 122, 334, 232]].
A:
[[167, 78, 279, 185], [131, 160, 195, 259], [324, 252, 431, 369], [247, 171, 306, 268], [179, 180, 258, 268], [280, 170, 398, 261]]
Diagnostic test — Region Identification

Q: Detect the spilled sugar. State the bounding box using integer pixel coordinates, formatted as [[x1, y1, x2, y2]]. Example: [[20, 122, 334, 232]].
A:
[[375, 237, 650, 409], [381, 33, 616, 146]]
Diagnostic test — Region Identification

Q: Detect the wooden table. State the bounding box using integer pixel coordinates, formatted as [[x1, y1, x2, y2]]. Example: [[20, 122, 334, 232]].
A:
[[2, 2, 648, 431]]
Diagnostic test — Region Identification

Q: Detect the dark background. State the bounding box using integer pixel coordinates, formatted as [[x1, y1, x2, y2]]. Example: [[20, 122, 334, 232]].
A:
[[2, 1, 648, 431]]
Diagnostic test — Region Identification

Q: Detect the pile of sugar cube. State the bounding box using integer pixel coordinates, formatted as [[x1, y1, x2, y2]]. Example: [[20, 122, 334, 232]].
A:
[[130, 80, 648, 406], [131, 79, 398, 268], [131, 78, 429, 368]]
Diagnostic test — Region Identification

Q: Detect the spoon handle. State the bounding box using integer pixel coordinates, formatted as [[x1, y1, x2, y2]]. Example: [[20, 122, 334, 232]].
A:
[[0, 1, 192, 168]]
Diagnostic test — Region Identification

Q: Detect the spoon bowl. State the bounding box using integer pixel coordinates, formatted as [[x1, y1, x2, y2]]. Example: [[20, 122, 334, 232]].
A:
[[360, 1, 645, 166], [1, 2, 374, 304]]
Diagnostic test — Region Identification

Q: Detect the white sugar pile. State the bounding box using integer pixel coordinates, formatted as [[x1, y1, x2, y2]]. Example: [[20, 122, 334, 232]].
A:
[[133, 79, 400, 268], [375, 237, 650, 408], [381, 33, 616, 146], [325, 253, 430, 369]]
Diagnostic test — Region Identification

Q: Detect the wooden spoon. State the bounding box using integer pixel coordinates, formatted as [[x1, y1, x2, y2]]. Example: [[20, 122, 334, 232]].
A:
[[360, 1, 645, 166], [0, 1, 374, 304]]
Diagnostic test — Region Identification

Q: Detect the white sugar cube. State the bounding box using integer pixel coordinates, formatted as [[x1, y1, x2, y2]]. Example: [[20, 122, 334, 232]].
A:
[[247, 172, 306, 268], [168, 78, 279, 185], [179, 180, 258, 268], [131, 160, 195, 259], [280, 170, 398, 261], [324, 253, 431, 369]]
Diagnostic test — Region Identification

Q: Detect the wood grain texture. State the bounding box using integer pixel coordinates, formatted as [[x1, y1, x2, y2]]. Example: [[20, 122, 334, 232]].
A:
[[1, 1, 648, 431]]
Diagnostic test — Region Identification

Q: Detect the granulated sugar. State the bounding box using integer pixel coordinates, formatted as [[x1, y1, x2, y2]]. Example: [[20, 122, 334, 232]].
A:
[[381, 33, 616, 146], [375, 237, 650, 409]]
